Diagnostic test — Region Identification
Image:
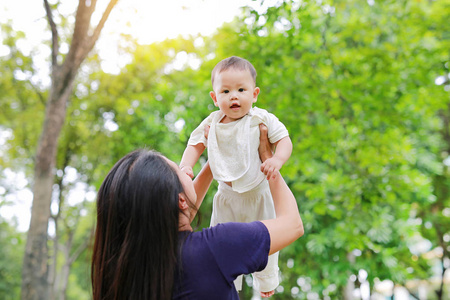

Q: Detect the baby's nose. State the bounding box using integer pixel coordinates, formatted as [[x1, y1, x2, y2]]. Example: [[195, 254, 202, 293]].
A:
[[230, 91, 238, 99]]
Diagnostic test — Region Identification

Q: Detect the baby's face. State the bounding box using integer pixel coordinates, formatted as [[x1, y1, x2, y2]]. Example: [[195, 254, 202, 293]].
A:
[[210, 68, 260, 123]]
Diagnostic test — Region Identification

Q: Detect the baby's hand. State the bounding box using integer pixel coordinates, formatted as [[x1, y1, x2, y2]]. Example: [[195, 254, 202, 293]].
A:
[[181, 165, 194, 179], [260, 156, 283, 180]]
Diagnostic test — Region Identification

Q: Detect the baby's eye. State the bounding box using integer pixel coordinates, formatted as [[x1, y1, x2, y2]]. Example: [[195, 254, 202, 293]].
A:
[[223, 90, 229, 94], [239, 88, 245, 92]]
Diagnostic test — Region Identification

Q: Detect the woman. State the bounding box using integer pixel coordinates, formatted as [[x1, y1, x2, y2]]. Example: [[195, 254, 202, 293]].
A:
[[91, 125, 304, 299]]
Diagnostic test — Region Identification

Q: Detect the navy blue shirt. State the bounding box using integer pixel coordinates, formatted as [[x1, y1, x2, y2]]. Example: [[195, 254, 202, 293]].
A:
[[173, 221, 270, 299]]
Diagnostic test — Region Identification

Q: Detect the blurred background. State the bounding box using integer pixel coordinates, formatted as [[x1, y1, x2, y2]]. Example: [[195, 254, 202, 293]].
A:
[[0, 0, 448, 299]]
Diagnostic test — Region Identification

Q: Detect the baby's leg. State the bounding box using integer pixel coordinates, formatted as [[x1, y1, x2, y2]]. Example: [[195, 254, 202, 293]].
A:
[[247, 180, 279, 295], [211, 180, 280, 293], [210, 183, 242, 226], [210, 182, 246, 291], [252, 252, 279, 293]]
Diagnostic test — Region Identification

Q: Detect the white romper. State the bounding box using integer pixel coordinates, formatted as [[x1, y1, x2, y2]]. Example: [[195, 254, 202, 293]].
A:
[[188, 107, 289, 292]]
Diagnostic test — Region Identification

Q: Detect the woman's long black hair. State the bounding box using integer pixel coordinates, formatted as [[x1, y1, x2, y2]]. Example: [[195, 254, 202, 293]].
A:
[[91, 149, 183, 300]]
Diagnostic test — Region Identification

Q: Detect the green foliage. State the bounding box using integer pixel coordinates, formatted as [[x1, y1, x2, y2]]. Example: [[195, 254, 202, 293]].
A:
[[0, 216, 25, 299], [205, 0, 449, 298], [0, 22, 46, 172]]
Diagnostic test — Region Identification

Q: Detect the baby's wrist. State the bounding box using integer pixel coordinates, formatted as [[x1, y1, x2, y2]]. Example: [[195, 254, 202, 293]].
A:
[[269, 156, 283, 169], [272, 155, 285, 164]]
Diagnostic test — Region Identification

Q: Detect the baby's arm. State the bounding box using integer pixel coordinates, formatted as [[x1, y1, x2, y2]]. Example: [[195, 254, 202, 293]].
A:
[[260, 135, 292, 180], [180, 143, 206, 178]]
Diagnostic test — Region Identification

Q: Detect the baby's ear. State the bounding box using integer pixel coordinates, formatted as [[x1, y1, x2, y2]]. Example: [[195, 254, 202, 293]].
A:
[[210, 91, 218, 106], [253, 87, 260, 102]]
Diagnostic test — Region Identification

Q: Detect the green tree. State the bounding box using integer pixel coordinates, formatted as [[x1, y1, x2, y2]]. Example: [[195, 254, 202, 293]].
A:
[[2, 0, 449, 299], [181, 0, 449, 298], [20, 1, 119, 299], [0, 214, 25, 299]]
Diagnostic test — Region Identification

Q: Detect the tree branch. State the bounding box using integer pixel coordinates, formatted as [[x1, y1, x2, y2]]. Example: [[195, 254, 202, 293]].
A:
[[69, 234, 91, 265], [87, 0, 119, 52], [66, 0, 96, 69], [405, 287, 420, 300], [59, 0, 119, 92], [43, 0, 59, 69], [28, 81, 47, 107]]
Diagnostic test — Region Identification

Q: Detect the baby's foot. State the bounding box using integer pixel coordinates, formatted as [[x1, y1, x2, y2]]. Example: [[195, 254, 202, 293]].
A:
[[260, 290, 275, 298]]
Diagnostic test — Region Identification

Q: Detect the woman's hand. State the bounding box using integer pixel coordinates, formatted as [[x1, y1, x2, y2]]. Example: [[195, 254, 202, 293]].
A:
[[258, 124, 273, 162], [258, 124, 278, 179]]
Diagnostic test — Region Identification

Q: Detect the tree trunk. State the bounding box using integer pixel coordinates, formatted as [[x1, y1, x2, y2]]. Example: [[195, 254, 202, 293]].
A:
[[435, 251, 447, 300], [20, 1, 118, 299], [21, 86, 72, 300], [59, 261, 71, 300], [344, 252, 355, 300]]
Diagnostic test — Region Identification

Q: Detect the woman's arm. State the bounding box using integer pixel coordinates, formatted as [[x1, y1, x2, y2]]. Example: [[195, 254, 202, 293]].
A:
[[190, 161, 213, 222], [258, 124, 304, 255], [260, 136, 293, 180]]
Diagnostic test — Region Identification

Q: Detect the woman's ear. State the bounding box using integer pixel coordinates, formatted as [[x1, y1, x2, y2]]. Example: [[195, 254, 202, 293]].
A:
[[178, 193, 189, 210]]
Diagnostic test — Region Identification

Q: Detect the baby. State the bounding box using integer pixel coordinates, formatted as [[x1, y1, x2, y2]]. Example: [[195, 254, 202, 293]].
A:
[[180, 56, 292, 297]]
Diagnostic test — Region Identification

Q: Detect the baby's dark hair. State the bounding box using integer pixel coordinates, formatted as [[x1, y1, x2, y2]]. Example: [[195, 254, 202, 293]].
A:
[[211, 56, 257, 86]]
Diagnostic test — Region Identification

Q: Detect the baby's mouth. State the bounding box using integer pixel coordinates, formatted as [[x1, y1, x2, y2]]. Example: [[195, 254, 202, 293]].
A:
[[230, 103, 240, 109]]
